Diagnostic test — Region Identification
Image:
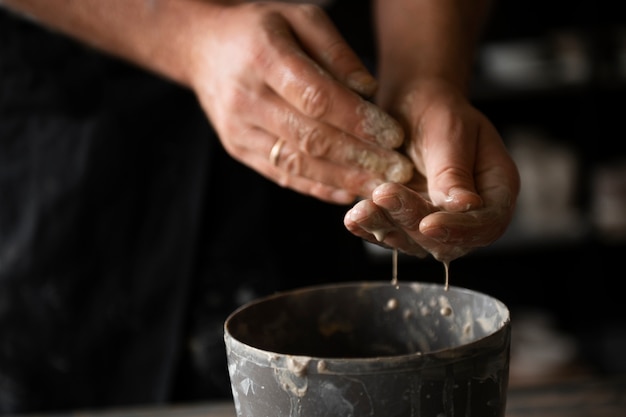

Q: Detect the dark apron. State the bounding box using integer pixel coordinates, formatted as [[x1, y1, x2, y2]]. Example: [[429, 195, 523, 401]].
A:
[[0, 7, 371, 414]]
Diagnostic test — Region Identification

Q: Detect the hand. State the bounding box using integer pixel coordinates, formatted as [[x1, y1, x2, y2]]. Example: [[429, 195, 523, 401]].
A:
[[344, 79, 520, 262], [188, 2, 414, 204]]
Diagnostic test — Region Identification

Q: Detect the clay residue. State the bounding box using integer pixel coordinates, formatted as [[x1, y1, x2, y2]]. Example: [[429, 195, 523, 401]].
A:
[[384, 155, 414, 183], [438, 295, 453, 317], [275, 357, 311, 398], [316, 360, 328, 373], [287, 357, 310, 377], [357, 100, 404, 148], [348, 148, 413, 183], [384, 298, 398, 311], [409, 283, 425, 294], [371, 228, 389, 242], [276, 368, 308, 397], [440, 306, 452, 317]]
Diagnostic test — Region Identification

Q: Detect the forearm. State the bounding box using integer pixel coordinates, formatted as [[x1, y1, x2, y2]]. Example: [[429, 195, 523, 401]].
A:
[[373, 0, 493, 102], [1, 0, 241, 87]]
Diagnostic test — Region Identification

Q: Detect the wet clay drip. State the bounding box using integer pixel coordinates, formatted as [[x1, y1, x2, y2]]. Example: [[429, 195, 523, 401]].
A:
[[391, 248, 398, 286], [390, 248, 450, 291]]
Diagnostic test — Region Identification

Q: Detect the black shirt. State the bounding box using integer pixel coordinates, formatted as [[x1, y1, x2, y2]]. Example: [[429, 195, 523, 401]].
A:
[[0, 6, 371, 414]]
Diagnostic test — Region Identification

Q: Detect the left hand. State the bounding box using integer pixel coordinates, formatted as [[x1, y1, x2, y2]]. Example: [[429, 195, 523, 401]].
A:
[[344, 79, 520, 262]]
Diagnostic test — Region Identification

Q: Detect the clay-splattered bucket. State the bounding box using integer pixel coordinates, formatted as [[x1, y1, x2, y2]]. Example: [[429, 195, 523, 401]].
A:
[[224, 281, 510, 417]]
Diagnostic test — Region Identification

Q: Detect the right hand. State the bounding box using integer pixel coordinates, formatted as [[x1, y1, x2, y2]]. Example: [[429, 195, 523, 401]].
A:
[[186, 2, 414, 204]]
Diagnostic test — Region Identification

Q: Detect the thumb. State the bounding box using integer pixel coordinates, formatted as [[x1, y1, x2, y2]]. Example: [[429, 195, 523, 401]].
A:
[[416, 116, 483, 213]]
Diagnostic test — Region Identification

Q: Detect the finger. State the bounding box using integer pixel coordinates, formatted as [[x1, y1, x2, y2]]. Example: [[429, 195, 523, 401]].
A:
[[416, 106, 484, 212], [419, 208, 509, 248], [420, 111, 519, 218], [370, 182, 473, 260], [236, 127, 358, 204], [372, 182, 512, 261], [344, 199, 430, 258], [418, 144, 519, 248], [259, 13, 404, 149], [263, 133, 386, 198], [371, 182, 439, 250], [420, 174, 518, 247], [345, 184, 437, 258], [344, 199, 394, 243], [284, 4, 378, 97], [247, 87, 414, 184], [371, 182, 438, 225]]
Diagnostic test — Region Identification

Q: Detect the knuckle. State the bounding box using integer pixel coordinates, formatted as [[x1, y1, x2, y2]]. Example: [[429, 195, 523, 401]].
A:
[[283, 108, 300, 133], [283, 152, 304, 177], [300, 83, 330, 119], [298, 127, 329, 157], [323, 39, 354, 66], [283, 113, 330, 158], [223, 87, 250, 114], [437, 165, 472, 184]]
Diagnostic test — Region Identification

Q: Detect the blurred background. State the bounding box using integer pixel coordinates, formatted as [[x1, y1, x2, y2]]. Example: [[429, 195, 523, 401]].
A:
[[358, 0, 626, 388]]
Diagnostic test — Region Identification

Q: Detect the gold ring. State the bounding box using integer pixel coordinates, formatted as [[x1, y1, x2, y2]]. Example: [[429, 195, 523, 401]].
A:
[[269, 138, 285, 167]]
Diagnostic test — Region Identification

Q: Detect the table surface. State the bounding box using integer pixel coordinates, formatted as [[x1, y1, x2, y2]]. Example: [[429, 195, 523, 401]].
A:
[[11, 373, 626, 417]]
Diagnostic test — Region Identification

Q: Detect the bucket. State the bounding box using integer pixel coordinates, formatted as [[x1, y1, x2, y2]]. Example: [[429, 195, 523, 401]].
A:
[[224, 281, 510, 417]]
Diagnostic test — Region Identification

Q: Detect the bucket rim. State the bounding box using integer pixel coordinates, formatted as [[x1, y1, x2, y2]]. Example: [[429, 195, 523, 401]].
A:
[[223, 281, 510, 374]]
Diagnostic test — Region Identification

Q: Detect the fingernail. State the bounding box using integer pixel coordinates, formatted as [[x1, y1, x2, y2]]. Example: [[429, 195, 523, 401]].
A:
[[347, 208, 365, 222], [371, 184, 404, 211], [444, 188, 483, 211], [347, 70, 377, 97]]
